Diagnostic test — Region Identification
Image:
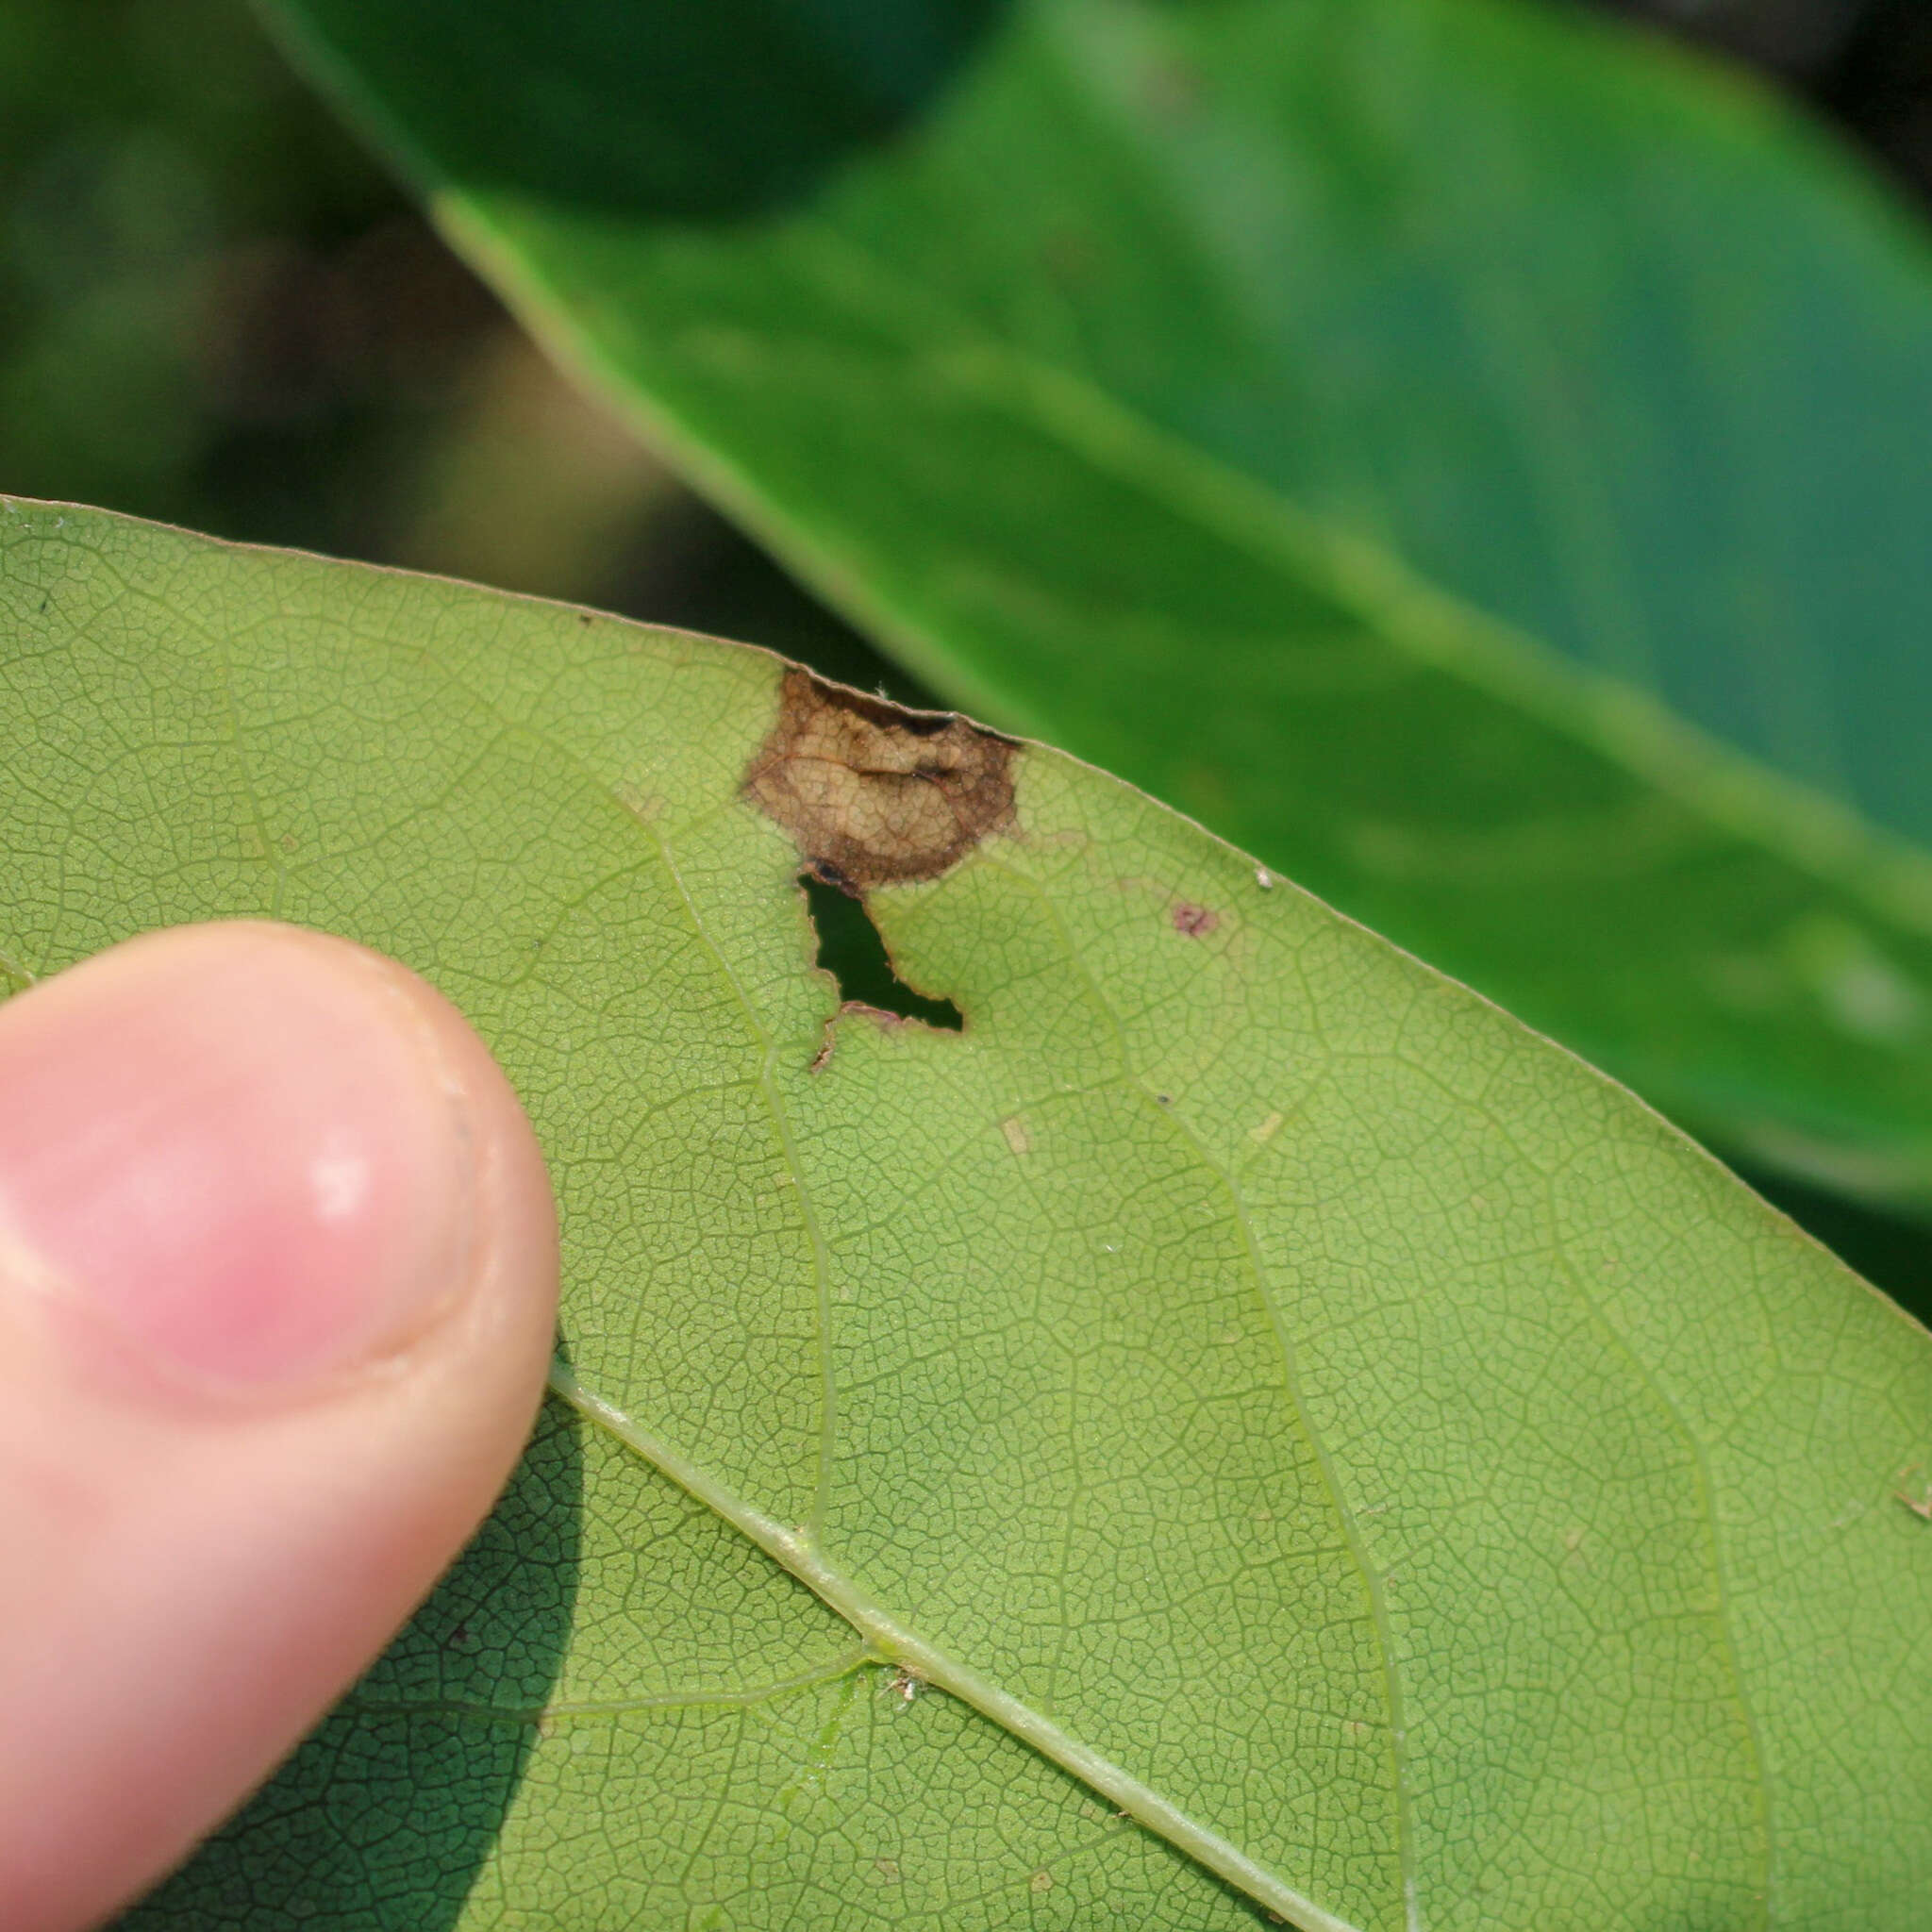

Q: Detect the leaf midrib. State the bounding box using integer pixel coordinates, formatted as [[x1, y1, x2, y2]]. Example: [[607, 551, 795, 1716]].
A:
[[547, 1358, 1359, 1932]]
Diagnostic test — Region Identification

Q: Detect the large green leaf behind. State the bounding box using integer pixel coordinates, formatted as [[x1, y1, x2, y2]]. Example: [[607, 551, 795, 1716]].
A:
[[5, 502, 1928, 1925], [262, 0, 1932, 1215]]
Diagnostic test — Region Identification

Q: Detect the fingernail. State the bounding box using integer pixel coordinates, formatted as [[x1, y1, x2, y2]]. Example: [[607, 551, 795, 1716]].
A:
[[0, 925, 476, 1390]]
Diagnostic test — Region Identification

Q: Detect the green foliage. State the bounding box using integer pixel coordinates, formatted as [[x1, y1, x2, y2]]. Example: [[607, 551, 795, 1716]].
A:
[[1, 0, 1926, 1924], [265, 0, 1932, 1218], [6, 505, 1928, 1929]]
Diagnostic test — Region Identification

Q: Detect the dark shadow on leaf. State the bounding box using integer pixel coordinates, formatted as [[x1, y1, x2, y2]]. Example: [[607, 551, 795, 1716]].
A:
[[117, 1382, 583, 1931], [288, 0, 1015, 220]]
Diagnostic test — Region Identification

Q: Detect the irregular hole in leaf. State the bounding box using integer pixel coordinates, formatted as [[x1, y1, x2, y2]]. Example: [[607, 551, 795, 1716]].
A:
[[800, 869, 963, 1032]]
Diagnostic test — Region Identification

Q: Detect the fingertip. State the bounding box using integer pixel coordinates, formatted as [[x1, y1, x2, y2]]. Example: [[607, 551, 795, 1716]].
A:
[[0, 920, 557, 1395], [0, 921, 559, 1929]]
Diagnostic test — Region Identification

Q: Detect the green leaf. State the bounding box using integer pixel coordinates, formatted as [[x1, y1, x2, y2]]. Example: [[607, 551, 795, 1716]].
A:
[[259, 0, 1932, 1215], [7, 501, 1929, 1928]]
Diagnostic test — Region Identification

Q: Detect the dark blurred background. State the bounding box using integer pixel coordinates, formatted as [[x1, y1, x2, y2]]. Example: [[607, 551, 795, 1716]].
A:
[[0, 0, 901, 691], [4, 0, 1930, 1299]]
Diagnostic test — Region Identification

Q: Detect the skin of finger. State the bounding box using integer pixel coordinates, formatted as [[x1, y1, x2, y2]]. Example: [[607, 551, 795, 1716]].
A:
[[0, 925, 559, 1932]]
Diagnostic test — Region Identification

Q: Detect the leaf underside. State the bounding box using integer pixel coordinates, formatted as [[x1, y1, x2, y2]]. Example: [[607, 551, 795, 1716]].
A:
[[4, 504, 1928, 1928], [265, 0, 1932, 1216]]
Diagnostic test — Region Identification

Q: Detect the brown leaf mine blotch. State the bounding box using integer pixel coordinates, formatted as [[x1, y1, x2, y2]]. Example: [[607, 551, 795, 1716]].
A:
[[1172, 902, 1218, 937], [745, 669, 1017, 891]]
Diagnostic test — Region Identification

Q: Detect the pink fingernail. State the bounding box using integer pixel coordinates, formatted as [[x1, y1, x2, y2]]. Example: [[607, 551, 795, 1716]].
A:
[[0, 925, 475, 1390]]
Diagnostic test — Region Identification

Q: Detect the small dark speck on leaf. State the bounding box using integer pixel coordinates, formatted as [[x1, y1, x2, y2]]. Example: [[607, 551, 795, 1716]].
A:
[[1172, 902, 1218, 937], [38, 596, 48, 613], [1155, 1093, 1172, 1107], [576, 611, 592, 624]]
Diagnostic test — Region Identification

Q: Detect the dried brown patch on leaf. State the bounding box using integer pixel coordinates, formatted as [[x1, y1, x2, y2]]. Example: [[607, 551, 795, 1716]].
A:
[[744, 669, 1017, 891]]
